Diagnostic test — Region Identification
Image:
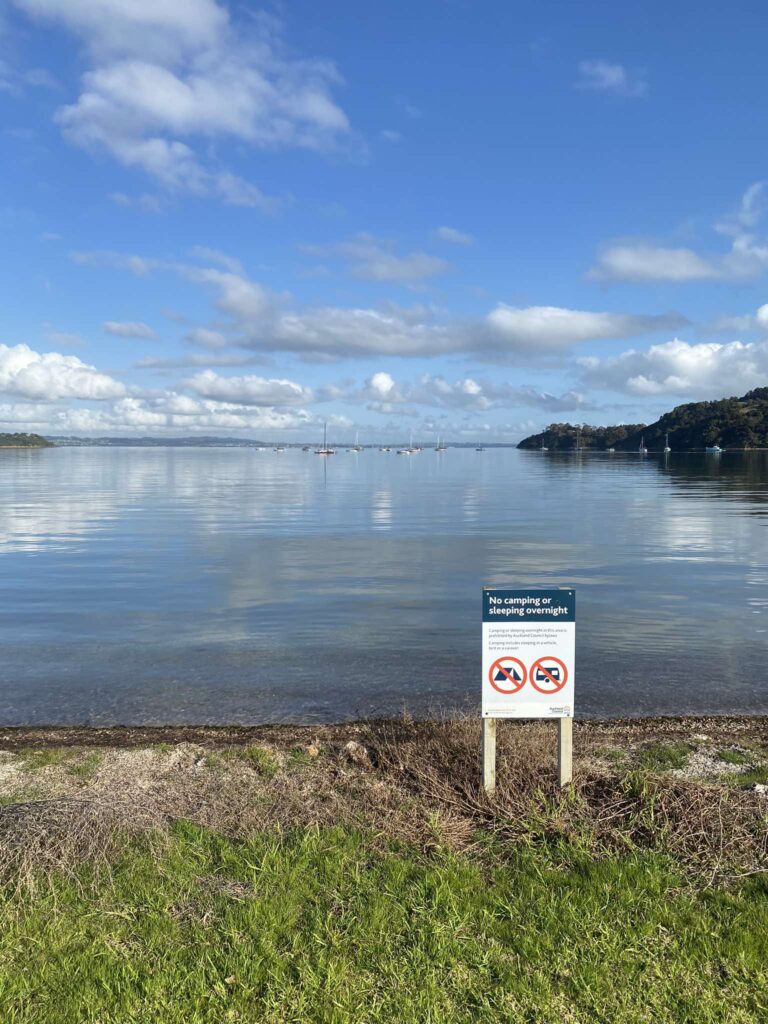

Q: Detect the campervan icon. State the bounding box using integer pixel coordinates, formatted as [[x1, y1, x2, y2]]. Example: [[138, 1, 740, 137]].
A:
[[535, 664, 560, 684]]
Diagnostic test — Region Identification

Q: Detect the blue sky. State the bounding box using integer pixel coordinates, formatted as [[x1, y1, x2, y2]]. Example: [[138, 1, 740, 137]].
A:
[[2, 0, 768, 441]]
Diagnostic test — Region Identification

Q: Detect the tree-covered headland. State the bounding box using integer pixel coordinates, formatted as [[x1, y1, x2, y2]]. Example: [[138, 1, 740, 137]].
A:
[[0, 432, 53, 448], [518, 387, 768, 450]]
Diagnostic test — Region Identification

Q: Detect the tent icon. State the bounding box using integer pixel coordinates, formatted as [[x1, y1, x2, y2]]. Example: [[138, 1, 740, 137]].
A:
[[495, 666, 523, 683]]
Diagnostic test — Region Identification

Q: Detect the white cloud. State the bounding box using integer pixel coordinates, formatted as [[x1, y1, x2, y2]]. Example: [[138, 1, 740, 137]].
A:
[[14, 0, 228, 61], [380, 129, 402, 143], [186, 268, 274, 321], [71, 249, 684, 359], [484, 305, 682, 351], [367, 371, 396, 398], [436, 226, 474, 246], [592, 183, 768, 283], [576, 60, 647, 98], [188, 246, 243, 274], [579, 337, 768, 397], [707, 303, 768, 334], [103, 320, 156, 338], [184, 327, 229, 349], [184, 370, 312, 407], [0, 343, 125, 400], [590, 245, 720, 283], [360, 372, 595, 414], [303, 234, 450, 285], [16, 2, 350, 204]]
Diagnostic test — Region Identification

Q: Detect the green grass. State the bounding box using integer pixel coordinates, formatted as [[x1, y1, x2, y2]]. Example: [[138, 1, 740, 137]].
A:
[[220, 744, 280, 777], [716, 748, 752, 766], [0, 825, 767, 1023], [66, 753, 101, 782], [636, 741, 693, 772], [734, 765, 768, 789], [17, 748, 72, 772], [286, 746, 314, 770]]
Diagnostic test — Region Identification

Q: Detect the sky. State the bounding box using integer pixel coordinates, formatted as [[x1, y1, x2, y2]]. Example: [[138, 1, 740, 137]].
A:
[[1, 0, 768, 442]]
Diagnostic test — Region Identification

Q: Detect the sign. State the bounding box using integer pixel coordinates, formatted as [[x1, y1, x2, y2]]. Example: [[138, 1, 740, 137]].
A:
[[482, 588, 575, 718]]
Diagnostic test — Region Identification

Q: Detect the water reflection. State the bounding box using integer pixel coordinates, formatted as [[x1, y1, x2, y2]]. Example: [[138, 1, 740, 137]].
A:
[[0, 447, 766, 723]]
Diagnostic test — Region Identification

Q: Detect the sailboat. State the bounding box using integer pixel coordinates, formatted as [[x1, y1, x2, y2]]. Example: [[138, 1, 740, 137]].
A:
[[314, 422, 335, 455], [638, 436, 647, 454], [540, 440, 548, 452], [398, 430, 415, 454], [435, 435, 447, 452], [705, 443, 723, 453], [663, 432, 671, 453], [347, 431, 363, 453]]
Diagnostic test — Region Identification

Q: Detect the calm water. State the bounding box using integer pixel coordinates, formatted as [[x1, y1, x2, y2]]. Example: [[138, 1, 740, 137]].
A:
[[0, 446, 767, 724]]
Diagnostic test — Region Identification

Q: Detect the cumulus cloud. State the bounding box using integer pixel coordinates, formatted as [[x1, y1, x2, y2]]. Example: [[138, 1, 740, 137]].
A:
[[579, 337, 768, 397], [71, 249, 685, 360], [15, 1, 351, 204], [103, 320, 156, 338], [706, 304, 768, 334], [0, 343, 125, 400], [576, 60, 647, 98], [436, 226, 474, 245], [484, 305, 683, 352], [591, 183, 768, 283], [184, 369, 312, 406], [359, 372, 596, 415]]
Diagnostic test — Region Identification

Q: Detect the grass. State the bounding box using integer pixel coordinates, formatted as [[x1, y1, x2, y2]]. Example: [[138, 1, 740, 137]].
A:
[[0, 720, 767, 1022], [235, 744, 280, 777], [66, 753, 101, 782], [636, 741, 693, 772], [717, 748, 752, 766], [735, 766, 768, 789], [17, 748, 71, 772], [0, 824, 766, 1024]]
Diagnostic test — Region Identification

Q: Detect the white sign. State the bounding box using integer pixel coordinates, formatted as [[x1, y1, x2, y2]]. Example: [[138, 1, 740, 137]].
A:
[[482, 588, 575, 718]]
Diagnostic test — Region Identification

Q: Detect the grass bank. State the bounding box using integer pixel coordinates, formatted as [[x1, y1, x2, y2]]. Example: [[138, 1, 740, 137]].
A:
[[0, 717, 767, 1022]]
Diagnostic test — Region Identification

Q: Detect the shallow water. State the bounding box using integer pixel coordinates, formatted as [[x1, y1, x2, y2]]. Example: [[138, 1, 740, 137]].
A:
[[0, 445, 766, 724]]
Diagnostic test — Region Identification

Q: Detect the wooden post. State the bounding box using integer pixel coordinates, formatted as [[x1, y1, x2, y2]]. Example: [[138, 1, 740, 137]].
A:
[[557, 717, 573, 787], [482, 717, 497, 794]]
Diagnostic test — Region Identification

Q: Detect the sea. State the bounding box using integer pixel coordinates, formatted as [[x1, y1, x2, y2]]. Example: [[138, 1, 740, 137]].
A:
[[0, 444, 766, 724]]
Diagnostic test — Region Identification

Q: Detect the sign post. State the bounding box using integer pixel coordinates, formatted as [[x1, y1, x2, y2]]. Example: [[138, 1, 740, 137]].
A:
[[482, 588, 575, 792]]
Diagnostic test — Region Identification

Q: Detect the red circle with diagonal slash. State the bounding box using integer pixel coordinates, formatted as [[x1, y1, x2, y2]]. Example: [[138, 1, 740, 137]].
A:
[[488, 656, 527, 694], [529, 656, 568, 694]]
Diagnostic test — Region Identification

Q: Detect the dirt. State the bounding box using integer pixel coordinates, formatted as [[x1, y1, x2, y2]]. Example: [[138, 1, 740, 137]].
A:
[[0, 715, 766, 752]]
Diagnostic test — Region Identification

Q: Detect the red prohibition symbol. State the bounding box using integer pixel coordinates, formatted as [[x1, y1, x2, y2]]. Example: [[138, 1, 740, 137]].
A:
[[489, 656, 527, 695], [529, 656, 568, 694]]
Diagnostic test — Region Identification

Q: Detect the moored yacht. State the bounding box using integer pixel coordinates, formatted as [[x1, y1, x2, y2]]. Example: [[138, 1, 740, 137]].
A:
[[314, 422, 335, 455]]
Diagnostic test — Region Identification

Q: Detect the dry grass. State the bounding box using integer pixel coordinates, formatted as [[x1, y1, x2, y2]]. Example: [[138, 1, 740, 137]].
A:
[[0, 716, 766, 889]]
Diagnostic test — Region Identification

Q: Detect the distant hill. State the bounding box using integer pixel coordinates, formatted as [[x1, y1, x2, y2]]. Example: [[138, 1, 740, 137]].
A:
[[518, 387, 768, 451], [0, 432, 53, 448]]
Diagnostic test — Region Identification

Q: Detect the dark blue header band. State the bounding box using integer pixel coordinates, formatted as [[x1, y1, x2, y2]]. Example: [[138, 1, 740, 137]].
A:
[[483, 588, 575, 623]]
